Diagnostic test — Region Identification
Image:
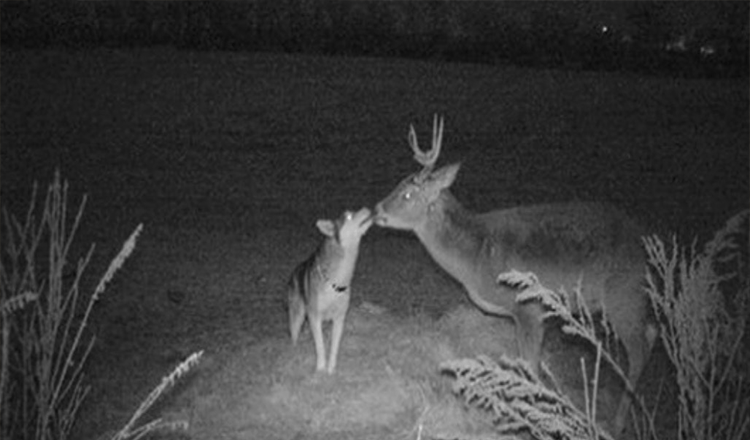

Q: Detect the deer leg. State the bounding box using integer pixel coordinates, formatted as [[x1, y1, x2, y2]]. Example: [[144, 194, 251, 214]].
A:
[[514, 301, 546, 374], [610, 313, 657, 434], [606, 276, 658, 435]]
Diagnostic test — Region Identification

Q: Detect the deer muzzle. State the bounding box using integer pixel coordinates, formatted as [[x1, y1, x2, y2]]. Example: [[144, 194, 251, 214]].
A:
[[373, 203, 389, 226]]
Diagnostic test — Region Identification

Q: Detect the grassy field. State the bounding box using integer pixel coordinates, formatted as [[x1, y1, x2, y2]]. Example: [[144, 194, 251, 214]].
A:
[[1, 48, 747, 440]]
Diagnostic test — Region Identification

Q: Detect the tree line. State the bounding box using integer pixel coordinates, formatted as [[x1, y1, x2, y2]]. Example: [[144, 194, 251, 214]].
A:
[[1, 1, 747, 79]]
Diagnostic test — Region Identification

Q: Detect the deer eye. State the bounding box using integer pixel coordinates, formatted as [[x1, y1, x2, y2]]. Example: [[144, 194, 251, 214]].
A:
[[403, 191, 412, 200]]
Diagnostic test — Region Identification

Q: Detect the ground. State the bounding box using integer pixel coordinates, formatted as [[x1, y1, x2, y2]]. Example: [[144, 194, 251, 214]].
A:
[[1, 48, 747, 440]]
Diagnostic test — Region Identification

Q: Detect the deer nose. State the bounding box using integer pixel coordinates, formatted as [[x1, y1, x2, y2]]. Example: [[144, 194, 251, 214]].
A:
[[373, 204, 388, 225], [359, 209, 375, 226]]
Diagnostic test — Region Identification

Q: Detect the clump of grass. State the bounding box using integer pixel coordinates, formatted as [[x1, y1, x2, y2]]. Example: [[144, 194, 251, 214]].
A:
[[441, 270, 614, 440], [441, 353, 612, 440], [110, 350, 203, 440], [643, 210, 749, 440], [511, 271, 624, 385], [0, 171, 144, 440], [514, 270, 661, 439]]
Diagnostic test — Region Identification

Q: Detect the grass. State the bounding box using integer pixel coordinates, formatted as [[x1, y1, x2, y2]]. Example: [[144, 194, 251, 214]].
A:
[[0, 171, 201, 440], [442, 353, 611, 440], [0, 172, 95, 440], [110, 350, 203, 440], [643, 210, 749, 440], [442, 271, 620, 440]]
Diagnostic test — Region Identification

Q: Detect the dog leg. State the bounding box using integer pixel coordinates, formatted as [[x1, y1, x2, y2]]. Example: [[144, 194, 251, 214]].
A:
[[309, 315, 327, 372], [288, 291, 306, 345], [327, 315, 346, 374]]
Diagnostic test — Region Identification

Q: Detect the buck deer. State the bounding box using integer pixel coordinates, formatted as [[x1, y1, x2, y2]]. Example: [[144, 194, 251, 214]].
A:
[[288, 208, 374, 374], [374, 116, 656, 432]]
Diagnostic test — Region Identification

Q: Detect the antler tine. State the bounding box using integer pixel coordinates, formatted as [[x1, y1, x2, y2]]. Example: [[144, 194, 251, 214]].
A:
[[409, 123, 428, 167], [410, 115, 444, 171], [431, 114, 444, 167]]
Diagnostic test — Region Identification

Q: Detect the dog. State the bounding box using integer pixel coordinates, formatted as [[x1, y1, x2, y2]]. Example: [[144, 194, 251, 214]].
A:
[[287, 207, 373, 374]]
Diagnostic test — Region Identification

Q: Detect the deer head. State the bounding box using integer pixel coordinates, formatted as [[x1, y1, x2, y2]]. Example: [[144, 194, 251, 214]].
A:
[[374, 115, 460, 231]]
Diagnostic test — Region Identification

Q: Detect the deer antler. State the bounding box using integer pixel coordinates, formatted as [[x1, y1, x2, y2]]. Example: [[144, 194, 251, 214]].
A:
[[409, 114, 444, 177]]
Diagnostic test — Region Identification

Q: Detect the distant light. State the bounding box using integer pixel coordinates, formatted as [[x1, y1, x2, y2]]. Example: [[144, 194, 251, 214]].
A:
[[666, 35, 688, 52], [700, 44, 716, 56], [601, 25, 609, 34]]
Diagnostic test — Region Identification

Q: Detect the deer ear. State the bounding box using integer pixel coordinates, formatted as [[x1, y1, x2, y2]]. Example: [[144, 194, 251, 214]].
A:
[[316, 219, 336, 237], [430, 163, 461, 190]]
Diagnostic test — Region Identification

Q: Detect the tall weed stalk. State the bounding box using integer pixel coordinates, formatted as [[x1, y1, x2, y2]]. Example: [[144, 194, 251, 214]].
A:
[[643, 210, 749, 440], [0, 171, 143, 440]]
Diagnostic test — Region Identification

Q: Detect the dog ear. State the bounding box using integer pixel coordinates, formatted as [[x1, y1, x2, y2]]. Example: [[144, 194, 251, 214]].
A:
[[316, 219, 336, 237]]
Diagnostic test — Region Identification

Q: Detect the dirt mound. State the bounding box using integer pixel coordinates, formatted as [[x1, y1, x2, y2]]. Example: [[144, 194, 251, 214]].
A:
[[154, 303, 516, 440]]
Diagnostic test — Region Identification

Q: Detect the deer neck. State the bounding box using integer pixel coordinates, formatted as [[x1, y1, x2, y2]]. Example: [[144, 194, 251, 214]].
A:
[[412, 192, 519, 318], [414, 191, 489, 283]]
